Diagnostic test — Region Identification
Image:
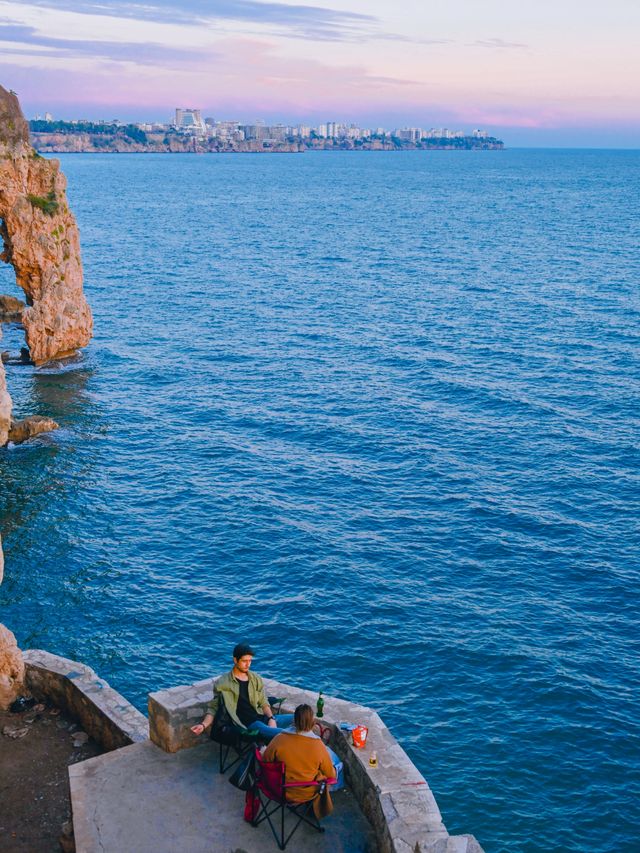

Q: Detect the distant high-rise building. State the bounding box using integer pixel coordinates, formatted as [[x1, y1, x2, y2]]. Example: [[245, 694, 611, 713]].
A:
[[241, 124, 269, 141], [174, 108, 206, 135], [268, 124, 287, 141], [215, 121, 241, 141], [396, 128, 422, 142]]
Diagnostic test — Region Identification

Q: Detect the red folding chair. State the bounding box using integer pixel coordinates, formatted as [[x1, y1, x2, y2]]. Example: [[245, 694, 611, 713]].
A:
[[251, 748, 337, 851]]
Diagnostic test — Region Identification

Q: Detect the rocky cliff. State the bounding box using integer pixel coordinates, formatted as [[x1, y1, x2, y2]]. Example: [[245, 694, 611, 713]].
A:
[[0, 341, 10, 445], [0, 623, 24, 710], [0, 85, 92, 364]]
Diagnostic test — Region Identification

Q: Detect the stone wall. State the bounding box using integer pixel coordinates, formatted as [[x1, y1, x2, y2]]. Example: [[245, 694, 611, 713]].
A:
[[24, 649, 148, 751], [148, 676, 484, 853]]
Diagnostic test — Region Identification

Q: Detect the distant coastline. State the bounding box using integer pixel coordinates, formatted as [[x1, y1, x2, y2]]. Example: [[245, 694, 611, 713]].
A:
[[29, 120, 504, 154]]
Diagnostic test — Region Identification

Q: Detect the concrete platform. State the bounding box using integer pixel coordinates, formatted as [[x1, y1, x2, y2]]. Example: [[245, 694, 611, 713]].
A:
[[69, 740, 377, 853]]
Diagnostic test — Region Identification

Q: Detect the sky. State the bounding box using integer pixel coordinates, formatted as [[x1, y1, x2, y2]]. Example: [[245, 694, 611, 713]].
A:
[[0, 0, 638, 146]]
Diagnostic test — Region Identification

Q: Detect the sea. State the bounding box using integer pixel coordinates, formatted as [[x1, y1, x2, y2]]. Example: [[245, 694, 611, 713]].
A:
[[1, 149, 639, 852]]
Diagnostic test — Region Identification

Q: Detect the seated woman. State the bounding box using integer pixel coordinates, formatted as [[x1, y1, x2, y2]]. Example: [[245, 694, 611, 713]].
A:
[[262, 703, 336, 817]]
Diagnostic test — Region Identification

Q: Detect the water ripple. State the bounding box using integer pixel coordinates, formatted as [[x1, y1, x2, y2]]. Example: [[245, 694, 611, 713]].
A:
[[1, 150, 639, 852]]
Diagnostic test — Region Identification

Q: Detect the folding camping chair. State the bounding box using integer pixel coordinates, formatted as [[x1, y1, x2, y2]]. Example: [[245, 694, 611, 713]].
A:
[[210, 696, 285, 774], [251, 747, 336, 850]]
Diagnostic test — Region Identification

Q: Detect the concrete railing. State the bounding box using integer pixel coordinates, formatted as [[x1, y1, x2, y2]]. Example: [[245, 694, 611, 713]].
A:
[[24, 649, 148, 751], [148, 676, 484, 853]]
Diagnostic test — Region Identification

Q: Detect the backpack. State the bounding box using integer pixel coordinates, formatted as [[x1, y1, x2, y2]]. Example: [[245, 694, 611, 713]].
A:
[[209, 700, 239, 746]]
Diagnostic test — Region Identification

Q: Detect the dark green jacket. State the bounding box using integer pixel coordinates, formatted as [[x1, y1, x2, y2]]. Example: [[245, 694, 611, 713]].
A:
[[207, 669, 268, 729]]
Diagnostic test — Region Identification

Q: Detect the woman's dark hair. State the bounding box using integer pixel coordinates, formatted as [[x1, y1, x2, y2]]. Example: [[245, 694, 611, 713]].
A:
[[294, 703, 315, 732]]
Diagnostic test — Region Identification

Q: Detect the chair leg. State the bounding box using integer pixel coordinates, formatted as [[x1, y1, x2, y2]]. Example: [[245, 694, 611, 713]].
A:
[[220, 742, 235, 773], [252, 793, 287, 849], [252, 791, 324, 850], [293, 804, 325, 834], [219, 739, 251, 774]]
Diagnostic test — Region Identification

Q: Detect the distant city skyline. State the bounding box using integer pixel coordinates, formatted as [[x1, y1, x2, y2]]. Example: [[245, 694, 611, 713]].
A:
[[1, 0, 639, 148], [31, 109, 496, 141]]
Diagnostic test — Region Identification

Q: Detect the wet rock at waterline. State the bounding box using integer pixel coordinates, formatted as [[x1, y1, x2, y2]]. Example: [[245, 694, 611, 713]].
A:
[[0, 293, 25, 320], [8, 415, 58, 444]]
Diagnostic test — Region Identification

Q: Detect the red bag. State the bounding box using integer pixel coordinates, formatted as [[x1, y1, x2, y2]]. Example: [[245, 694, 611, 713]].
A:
[[352, 725, 368, 748], [244, 789, 260, 822]]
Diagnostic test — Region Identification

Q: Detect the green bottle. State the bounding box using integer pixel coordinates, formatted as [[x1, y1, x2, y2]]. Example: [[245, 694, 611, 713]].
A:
[[316, 691, 325, 718]]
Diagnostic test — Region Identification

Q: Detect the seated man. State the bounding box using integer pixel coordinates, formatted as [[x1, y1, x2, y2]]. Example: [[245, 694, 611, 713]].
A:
[[190, 642, 294, 740], [263, 703, 337, 817]]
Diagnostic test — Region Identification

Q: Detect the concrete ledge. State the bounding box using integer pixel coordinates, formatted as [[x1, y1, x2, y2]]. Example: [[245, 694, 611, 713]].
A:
[[148, 676, 484, 853], [24, 649, 148, 751]]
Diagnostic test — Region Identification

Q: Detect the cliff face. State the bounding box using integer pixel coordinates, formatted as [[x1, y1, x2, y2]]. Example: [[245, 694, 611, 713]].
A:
[[0, 346, 10, 445], [0, 86, 92, 364], [0, 623, 24, 710], [31, 131, 305, 154]]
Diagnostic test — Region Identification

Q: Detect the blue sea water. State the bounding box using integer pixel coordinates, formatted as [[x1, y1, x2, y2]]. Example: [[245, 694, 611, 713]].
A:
[[1, 149, 639, 852]]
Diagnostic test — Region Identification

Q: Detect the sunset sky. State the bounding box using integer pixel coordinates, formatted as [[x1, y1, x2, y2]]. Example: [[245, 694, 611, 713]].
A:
[[0, 0, 638, 146]]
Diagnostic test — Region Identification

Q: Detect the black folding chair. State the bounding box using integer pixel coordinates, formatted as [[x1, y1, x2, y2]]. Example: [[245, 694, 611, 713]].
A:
[[210, 696, 285, 774]]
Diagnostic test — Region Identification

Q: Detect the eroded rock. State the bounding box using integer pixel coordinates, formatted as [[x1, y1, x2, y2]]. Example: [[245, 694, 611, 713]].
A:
[[0, 85, 92, 364], [0, 337, 10, 444], [72, 731, 89, 747], [8, 414, 58, 444], [2, 724, 30, 738], [0, 293, 25, 319], [0, 623, 24, 711], [2, 346, 31, 365]]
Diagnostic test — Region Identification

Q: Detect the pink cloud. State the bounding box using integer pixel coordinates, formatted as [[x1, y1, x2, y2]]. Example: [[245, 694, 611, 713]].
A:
[[4, 34, 639, 134]]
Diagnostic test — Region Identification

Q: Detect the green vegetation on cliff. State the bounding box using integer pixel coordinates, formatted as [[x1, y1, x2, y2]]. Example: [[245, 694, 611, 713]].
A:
[[27, 191, 59, 216]]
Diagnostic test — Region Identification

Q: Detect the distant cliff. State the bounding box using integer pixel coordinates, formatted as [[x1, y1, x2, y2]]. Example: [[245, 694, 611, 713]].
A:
[[30, 125, 305, 154]]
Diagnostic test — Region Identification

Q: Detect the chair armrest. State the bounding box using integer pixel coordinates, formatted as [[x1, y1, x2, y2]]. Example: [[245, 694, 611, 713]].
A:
[[283, 778, 337, 789], [268, 696, 285, 714]]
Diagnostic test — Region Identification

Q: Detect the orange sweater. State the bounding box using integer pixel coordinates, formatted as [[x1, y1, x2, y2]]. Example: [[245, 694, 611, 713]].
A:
[[263, 732, 336, 807]]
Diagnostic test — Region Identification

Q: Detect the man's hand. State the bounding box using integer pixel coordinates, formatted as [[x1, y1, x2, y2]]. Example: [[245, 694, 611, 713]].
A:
[[191, 723, 205, 735], [268, 718, 277, 728]]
